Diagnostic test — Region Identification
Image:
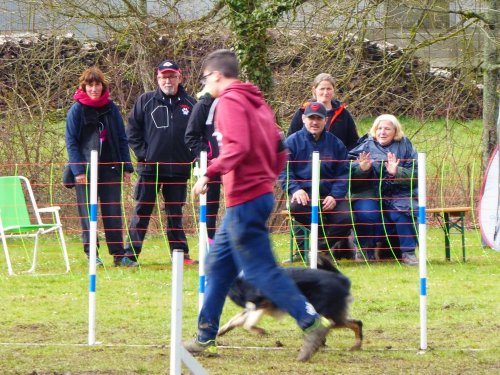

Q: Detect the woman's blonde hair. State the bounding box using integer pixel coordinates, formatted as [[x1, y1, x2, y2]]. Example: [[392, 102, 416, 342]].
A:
[[78, 67, 108, 92], [369, 114, 405, 141], [311, 73, 335, 97]]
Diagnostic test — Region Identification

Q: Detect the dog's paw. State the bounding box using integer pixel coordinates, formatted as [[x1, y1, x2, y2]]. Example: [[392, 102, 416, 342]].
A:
[[250, 327, 267, 336], [349, 343, 362, 351]]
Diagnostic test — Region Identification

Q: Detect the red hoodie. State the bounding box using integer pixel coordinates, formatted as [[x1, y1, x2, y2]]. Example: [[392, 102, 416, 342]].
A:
[[206, 81, 287, 207]]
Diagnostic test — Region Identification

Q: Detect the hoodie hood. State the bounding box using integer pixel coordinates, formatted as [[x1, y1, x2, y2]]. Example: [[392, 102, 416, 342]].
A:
[[207, 80, 283, 207], [220, 81, 266, 109]]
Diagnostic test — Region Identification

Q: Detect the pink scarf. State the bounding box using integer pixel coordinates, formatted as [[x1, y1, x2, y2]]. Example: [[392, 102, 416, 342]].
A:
[[73, 88, 110, 108]]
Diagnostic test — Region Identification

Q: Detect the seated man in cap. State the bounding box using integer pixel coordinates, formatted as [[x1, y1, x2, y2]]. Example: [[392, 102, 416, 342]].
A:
[[279, 102, 354, 262], [125, 59, 198, 265]]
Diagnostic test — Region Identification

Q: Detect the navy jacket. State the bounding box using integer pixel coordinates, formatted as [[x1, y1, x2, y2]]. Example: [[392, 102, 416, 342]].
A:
[[287, 99, 359, 150], [66, 101, 133, 177], [279, 128, 348, 199], [348, 134, 418, 212], [127, 86, 196, 178]]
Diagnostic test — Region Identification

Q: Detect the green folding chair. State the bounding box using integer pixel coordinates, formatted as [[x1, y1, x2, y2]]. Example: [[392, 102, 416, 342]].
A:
[[0, 176, 70, 275]]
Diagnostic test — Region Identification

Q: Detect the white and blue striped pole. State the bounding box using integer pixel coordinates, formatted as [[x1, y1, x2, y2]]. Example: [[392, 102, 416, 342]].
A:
[[88, 150, 98, 345], [170, 249, 183, 374], [418, 152, 427, 350], [171, 248, 208, 375], [198, 151, 208, 312], [310, 151, 320, 269]]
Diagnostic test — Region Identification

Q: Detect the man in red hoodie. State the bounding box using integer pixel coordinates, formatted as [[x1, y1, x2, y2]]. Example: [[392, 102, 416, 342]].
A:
[[185, 49, 330, 362]]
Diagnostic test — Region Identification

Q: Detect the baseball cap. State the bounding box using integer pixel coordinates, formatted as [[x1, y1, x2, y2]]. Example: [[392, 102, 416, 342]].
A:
[[157, 59, 181, 74], [303, 102, 327, 118]]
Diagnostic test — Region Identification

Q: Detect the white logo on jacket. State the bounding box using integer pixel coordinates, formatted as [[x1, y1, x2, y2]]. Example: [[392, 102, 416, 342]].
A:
[[151, 106, 169, 128], [213, 131, 223, 148]]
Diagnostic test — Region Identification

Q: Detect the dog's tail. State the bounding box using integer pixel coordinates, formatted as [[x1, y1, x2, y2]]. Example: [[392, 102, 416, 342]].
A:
[[317, 255, 341, 273]]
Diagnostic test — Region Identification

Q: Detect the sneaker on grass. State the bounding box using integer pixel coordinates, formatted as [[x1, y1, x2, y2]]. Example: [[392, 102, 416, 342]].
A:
[[297, 316, 331, 362], [114, 256, 139, 267], [87, 256, 104, 267], [123, 250, 139, 262], [183, 338, 217, 356], [401, 251, 418, 266], [183, 255, 199, 265]]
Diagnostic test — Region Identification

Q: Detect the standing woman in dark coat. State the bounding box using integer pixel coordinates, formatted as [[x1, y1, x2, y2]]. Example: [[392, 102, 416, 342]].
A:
[[65, 67, 136, 267], [287, 73, 359, 150], [286, 73, 359, 260], [349, 114, 418, 265]]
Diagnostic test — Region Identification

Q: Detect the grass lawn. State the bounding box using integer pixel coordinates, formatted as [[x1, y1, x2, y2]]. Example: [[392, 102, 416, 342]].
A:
[[0, 228, 498, 374]]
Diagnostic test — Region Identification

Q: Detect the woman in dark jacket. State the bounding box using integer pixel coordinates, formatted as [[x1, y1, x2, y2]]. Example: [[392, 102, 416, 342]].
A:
[[287, 73, 359, 150], [349, 114, 418, 265], [65, 67, 136, 267]]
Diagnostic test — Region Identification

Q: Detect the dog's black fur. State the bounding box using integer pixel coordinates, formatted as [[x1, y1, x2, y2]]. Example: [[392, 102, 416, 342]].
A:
[[218, 256, 363, 351]]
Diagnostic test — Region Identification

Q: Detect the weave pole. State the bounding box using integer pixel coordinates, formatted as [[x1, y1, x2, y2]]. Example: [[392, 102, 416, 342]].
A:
[[88, 150, 98, 345], [170, 249, 207, 375], [418, 152, 427, 350], [198, 151, 208, 312], [170, 249, 183, 374], [310, 151, 320, 269]]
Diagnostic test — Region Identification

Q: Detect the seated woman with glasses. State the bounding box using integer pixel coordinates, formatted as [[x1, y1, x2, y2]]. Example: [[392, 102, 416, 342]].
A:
[[349, 114, 419, 266]]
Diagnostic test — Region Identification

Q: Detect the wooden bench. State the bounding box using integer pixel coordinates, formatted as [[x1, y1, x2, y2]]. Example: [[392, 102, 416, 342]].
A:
[[426, 207, 471, 261], [279, 206, 471, 262]]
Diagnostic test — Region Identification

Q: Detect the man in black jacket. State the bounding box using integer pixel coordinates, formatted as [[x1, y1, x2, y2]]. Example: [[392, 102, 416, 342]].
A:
[[125, 59, 197, 265], [184, 91, 221, 243]]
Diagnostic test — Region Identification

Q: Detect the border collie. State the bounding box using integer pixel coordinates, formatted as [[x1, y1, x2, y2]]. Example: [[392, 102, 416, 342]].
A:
[[218, 256, 363, 351]]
